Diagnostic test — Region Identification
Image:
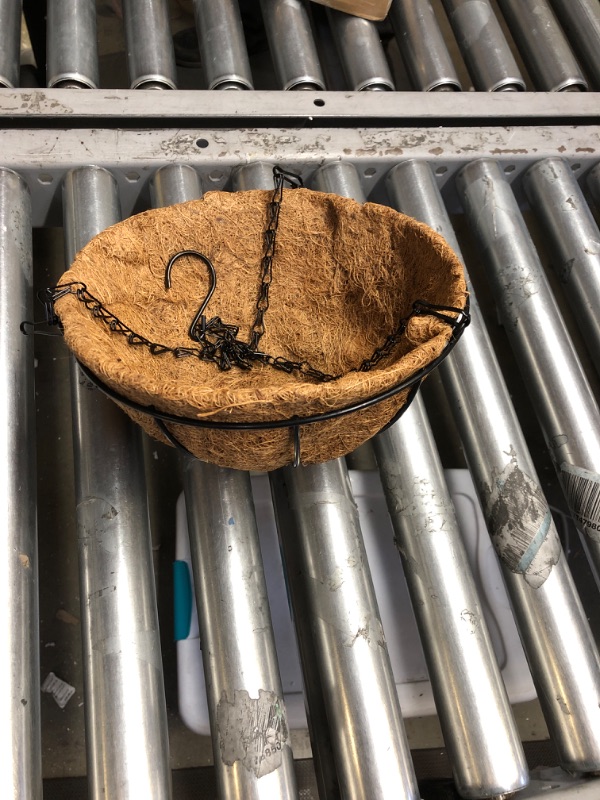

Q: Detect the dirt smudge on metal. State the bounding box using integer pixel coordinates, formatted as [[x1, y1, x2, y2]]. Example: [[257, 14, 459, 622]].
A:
[[345, 614, 386, 649], [160, 132, 203, 157], [556, 695, 571, 715], [489, 148, 528, 155], [328, 566, 345, 591], [217, 689, 289, 778], [460, 609, 480, 634]]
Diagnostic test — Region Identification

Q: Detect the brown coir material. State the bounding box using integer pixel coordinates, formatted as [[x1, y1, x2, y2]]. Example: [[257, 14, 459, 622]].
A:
[[54, 188, 467, 471]]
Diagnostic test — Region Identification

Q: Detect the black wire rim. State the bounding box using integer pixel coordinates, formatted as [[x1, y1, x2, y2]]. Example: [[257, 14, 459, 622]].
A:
[[75, 296, 470, 434]]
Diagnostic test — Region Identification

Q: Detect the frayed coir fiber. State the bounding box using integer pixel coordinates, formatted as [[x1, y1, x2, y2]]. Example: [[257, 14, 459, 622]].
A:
[[55, 188, 467, 471]]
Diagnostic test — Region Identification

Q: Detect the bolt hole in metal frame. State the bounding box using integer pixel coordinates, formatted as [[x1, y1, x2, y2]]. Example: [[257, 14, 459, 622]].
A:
[[22, 152, 600, 226], [0, 88, 598, 223], [0, 142, 597, 227]]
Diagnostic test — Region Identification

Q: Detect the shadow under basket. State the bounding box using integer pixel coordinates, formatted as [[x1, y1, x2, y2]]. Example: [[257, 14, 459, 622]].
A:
[[51, 182, 469, 472]]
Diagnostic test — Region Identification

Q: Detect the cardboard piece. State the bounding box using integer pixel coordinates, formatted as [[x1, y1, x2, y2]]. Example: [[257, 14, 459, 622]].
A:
[[311, 0, 392, 22]]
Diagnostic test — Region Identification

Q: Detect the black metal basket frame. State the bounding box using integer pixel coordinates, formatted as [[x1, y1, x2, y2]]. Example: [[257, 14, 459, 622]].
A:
[[75, 298, 470, 467]]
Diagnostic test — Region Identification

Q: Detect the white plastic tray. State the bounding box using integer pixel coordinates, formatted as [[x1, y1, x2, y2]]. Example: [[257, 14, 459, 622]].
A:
[[175, 469, 536, 735]]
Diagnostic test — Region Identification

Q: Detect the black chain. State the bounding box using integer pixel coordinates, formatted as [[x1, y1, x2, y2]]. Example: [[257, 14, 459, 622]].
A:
[[249, 166, 302, 351], [43, 280, 467, 382], [41, 167, 469, 383]]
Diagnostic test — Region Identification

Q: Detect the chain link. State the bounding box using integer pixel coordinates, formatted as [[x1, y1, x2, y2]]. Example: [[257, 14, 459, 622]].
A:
[[248, 166, 302, 351]]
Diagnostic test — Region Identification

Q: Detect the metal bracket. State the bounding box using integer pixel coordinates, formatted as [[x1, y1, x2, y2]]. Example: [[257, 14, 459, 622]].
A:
[[0, 123, 597, 226]]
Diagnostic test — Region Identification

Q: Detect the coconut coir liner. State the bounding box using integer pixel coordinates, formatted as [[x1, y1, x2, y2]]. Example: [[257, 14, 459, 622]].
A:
[[54, 188, 467, 471]]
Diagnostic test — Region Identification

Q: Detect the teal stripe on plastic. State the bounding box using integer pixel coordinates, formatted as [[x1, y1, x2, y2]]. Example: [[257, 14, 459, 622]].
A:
[[173, 560, 193, 641]]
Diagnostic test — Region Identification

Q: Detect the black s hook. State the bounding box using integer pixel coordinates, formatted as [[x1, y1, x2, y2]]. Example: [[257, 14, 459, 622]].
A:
[[165, 250, 217, 342]]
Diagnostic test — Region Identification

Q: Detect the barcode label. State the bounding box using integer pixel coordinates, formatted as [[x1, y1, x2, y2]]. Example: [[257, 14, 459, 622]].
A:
[[560, 463, 600, 543], [41, 672, 76, 709]]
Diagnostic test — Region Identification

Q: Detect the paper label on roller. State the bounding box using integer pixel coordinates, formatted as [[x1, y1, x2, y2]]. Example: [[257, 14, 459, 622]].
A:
[[484, 458, 561, 588], [217, 689, 289, 777], [560, 463, 600, 543], [41, 672, 76, 709]]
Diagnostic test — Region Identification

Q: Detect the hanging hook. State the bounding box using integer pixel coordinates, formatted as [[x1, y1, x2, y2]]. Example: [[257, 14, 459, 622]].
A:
[[165, 250, 217, 342], [272, 165, 304, 189]]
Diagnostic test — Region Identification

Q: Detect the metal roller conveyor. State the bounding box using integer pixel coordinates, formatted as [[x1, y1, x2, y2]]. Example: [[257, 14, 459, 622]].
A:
[[317, 159, 528, 799], [418, 161, 600, 771], [259, 0, 325, 90], [232, 160, 419, 800], [441, 0, 526, 91], [495, 0, 587, 91], [457, 159, 600, 581], [0, 0, 20, 88], [0, 169, 41, 800], [389, 0, 462, 91], [11, 0, 600, 791], [182, 461, 299, 800], [374, 401, 530, 799], [270, 462, 420, 800], [122, 0, 177, 89], [63, 166, 172, 800], [549, 0, 600, 89], [265, 477, 343, 800], [192, 0, 253, 90], [47, 0, 99, 89], [234, 159, 341, 800], [389, 158, 600, 774], [151, 163, 298, 800], [327, 9, 394, 92], [587, 162, 600, 214], [523, 158, 600, 377]]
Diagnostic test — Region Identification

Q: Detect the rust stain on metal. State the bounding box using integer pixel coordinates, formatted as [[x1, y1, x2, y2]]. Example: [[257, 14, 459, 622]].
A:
[[576, 147, 595, 153], [217, 689, 289, 778], [483, 455, 560, 588]]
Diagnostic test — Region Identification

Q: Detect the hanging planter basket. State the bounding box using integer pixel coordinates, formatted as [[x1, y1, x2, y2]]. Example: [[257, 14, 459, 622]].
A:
[[49, 169, 469, 471]]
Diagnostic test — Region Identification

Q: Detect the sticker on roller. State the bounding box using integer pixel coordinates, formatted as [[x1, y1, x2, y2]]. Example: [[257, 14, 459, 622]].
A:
[[217, 689, 289, 777], [560, 463, 600, 543], [485, 460, 561, 588]]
